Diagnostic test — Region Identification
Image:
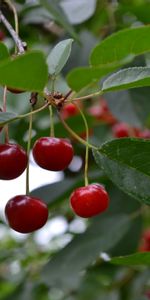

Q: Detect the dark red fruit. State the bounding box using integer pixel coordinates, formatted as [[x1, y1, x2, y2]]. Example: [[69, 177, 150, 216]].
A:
[[32, 137, 74, 171], [0, 30, 5, 41], [112, 123, 143, 138], [145, 290, 150, 299], [5, 195, 48, 233], [139, 129, 150, 139], [139, 229, 150, 252], [0, 143, 28, 180], [112, 122, 130, 138], [70, 184, 109, 218], [88, 99, 117, 125]]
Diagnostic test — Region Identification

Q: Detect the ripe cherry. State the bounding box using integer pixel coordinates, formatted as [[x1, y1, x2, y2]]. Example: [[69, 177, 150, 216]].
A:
[[88, 99, 117, 125], [70, 184, 109, 218], [5, 195, 48, 233], [61, 103, 79, 119], [139, 229, 150, 252], [112, 122, 141, 138], [139, 129, 150, 139], [112, 122, 130, 138], [0, 143, 28, 180], [32, 137, 74, 171]]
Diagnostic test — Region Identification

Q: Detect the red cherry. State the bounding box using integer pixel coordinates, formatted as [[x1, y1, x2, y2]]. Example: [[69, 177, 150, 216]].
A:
[[139, 229, 150, 252], [88, 99, 117, 125], [70, 184, 109, 218], [143, 229, 150, 243], [61, 103, 79, 119], [32, 137, 74, 171], [0, 143, 28, 180], [145, 290, 150, 299], [112, 122, 130, 138], [5, 195, 48, 233], [139, 129, 150, 139]]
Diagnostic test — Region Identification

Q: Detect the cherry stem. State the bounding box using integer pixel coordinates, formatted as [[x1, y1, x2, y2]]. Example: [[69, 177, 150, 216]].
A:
[[3, 86, 9, 143], [49, 78, 55, 137], [70, 90, 103, 102], [26, 108, 33, 196], [0, 102, 49, 127], [58, 112, 98, 150], [0, 10, 24, 54], [49, 105, 55, 137], [74, 102, 89, 186], [5, 0, 19, 53]]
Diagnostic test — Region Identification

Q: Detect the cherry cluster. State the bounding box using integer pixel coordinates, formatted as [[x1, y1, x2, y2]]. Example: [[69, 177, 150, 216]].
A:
[[70, 97, 150, 139], [1, 133, 109, 234], [3, 94, 150, 235]]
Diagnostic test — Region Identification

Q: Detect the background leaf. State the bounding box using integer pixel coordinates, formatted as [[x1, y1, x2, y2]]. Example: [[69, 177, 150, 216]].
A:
[[105, 88, 150, 128], [40, 0, 78, 40], [42, 214, 130, 289], [47, 39, 73, 75], [60, 0, 97, 25], [0, 112, 18, 125]]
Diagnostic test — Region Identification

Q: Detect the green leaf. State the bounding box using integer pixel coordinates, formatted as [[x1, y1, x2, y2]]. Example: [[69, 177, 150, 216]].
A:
[[60, 0, 97, 25], [0, 112, 18, 126], [93, 138, 150, 205], [67, 26, 150, 92], [111, 252, 150, 266], [105, 88, 150, 128], [91, 25, 150, 67], [47, 39, 73, 76], [67, 66, 115, 92], [102, 67, 150, 92], [0, 42, 9, 61], [0, 51, 48, 92], [40, 0, 78, 41], [42, 214, 130, 289]]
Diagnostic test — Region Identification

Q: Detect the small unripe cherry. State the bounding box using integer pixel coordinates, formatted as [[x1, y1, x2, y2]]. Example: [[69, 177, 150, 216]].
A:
[[32, 137, 74, 171], [0, 143, 28, 180], [70, 184, 109, 218], [5, 195, 48, 233]]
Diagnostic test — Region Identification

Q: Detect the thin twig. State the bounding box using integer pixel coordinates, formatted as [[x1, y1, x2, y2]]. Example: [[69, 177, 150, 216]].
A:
[[0, 10, 24, 54]]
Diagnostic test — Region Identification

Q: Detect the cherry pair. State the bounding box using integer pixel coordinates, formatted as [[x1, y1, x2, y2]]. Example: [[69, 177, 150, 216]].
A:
[[33, 139, 109, 218], [0, 137, 74, 180], [5, 183, 109, 234]]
